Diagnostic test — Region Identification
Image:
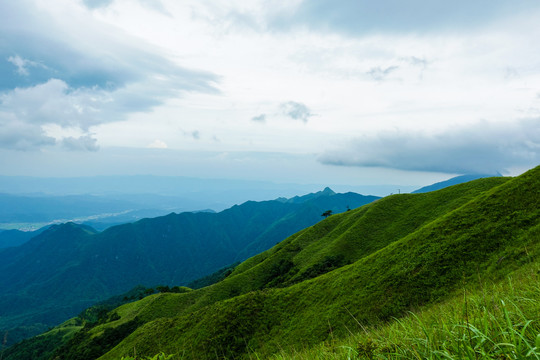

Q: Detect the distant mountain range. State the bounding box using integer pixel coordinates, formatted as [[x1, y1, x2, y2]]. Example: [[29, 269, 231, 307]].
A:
[[0, 192, 224, 231], [0, 227, 48, 249], [0, 188, 377, 346], [0, 173, 493, 234], [412, 173, 502, 193], [0, 174, 419, 211]]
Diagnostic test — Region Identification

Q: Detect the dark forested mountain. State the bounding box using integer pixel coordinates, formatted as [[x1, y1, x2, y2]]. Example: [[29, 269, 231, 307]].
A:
[[0, 188, 377, 346], [4, 167, 538, 360], [0, 227, 49, 249]]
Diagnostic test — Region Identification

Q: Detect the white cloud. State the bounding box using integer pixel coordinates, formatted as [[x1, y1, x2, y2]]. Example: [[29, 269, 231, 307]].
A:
[[1, 79, 107, 129], [147, 139, 168, 149], [62, 134, 99, 151], [6, 55, 42, 76], [0, 114, 56, 150], [0, 0, 218, 151]]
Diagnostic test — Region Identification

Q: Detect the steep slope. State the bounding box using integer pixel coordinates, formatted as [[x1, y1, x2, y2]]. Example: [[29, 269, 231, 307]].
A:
[[0, 189, 376, 345], [95, 167, 538, 359], [10, 168, 538, 360]]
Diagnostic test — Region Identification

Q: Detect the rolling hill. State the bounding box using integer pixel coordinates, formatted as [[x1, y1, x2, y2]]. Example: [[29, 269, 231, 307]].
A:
[[4, 166, 538, 360], [0, 188, 376, 346]]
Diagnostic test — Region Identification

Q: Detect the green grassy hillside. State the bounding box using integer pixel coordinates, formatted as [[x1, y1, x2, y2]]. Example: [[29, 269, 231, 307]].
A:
[[3, 166, 538, 360], [268, 258, 540, 359], [0, 189, 373, 346]]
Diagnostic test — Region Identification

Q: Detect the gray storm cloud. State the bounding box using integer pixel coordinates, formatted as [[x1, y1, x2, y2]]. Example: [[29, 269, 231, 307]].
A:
[[318, 119, 540, 174]]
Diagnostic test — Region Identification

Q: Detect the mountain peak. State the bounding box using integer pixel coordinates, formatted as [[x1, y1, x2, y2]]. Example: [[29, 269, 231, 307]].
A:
[[285, 187, 336, 204], [321, 187, 336, 195]]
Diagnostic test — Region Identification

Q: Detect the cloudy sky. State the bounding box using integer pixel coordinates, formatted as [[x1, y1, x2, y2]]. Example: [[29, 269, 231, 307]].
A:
[[1, 0, 540, 188]]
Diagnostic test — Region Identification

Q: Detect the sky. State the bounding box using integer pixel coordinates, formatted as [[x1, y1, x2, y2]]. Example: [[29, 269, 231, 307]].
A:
[[1, 0, 540, 189]]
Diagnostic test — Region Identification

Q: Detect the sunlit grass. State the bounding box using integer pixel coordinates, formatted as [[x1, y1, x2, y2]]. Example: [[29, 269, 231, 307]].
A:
[[267, 264, 540, 360], [111, 265, 540, 360]]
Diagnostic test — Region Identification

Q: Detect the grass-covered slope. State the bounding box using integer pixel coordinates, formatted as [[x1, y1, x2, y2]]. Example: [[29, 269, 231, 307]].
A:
[[100, 167, 538, 359], [269, 258, 540, 359], [0, 189, 374, 346], [4, 167, 538, 360]]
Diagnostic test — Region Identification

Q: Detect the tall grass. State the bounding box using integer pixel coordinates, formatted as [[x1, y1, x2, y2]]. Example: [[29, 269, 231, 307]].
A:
[[120, 353, 174, 360], [268, 264, 540, 360]]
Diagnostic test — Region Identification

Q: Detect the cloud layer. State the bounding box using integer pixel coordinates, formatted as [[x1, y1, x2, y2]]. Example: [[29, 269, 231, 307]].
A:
[[1, 0, 540, 182], [0, 0, 217, 151], [319, 119, 540, 174], [270, 0, 540, 35]]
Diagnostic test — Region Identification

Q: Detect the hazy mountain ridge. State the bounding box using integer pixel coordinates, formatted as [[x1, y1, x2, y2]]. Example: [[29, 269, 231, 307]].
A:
[[0, 175, 470, 233], [0, 227, 49, 249], [0, 175, 415, 198], [0, 188, 376, 346], [4, 167, 537, 359], [411, 173, 501, 193], [0, 192, 213, 231]]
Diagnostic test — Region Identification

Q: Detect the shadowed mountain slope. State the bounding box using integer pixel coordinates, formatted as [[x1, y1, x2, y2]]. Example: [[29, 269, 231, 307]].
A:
[[0, 227, 49, 249], [0, 189, 376, 346]]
